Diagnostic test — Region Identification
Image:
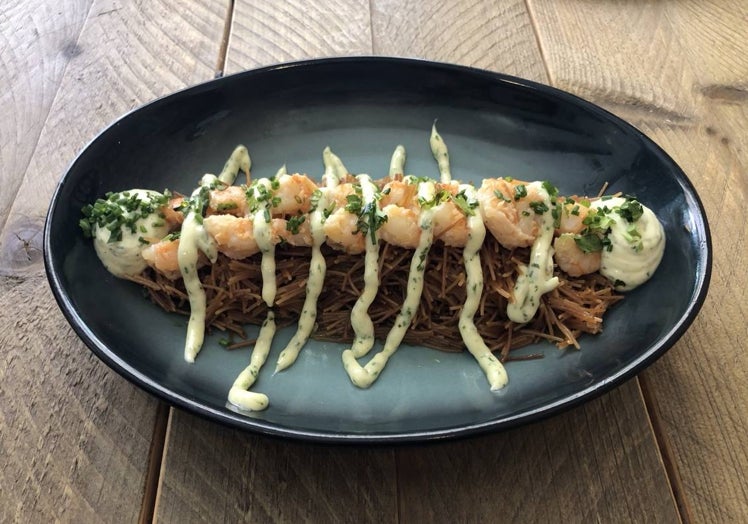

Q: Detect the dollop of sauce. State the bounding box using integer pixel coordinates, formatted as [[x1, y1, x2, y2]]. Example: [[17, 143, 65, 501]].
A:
[[92, 189, 170, 277], [592, 197, 665, 291]]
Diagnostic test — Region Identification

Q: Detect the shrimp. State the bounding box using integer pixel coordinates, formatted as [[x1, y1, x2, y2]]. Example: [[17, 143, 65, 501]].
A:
[[141, 238, 182, 279], [274, 217, 313, 247], [476, 178, 543, 249], [556, 198, 592, 235], [272, 173, 318, 215], [380, 178, 419, 209], [553, 233, 601, 276], [162, 195, 185, 227], [432, 182, 469, 247], [323, 208, 365, 254], [379, 205, 421, 248], [208, 186, 247, 217], [203, 215, 260, 259]]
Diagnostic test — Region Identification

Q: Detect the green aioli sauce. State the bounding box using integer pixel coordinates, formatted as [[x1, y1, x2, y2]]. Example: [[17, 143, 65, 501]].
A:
[[430, 123, 451, 183], [275, 185, 329, 372], [343, 180, 436, 388], [228, 177, 278, 411], [218, 145, 251, 185], [506, 182, 559, 324], [323, 146, 347, 187], [457, 184, 509, 390], [345, 175, 381, 359], [389, 145, 406, 176], [228, 311, 275, 411], [179, 175, 220, 363]]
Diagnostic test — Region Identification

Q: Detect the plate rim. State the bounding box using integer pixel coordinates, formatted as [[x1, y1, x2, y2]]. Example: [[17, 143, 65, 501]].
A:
[[43, 56, 713, 444]]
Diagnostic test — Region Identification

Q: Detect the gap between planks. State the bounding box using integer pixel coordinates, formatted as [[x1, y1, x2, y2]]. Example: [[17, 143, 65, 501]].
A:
[[138, 3, 236, 522], [214, 0, 236, 78], [522, 2, 688, 521], [138, 402, 171, 524], [639, 373, 693, 523]]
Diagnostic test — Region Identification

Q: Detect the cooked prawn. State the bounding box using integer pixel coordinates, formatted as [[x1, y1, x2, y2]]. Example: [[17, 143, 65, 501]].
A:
[[208, 186, 247, 216], [272, 173, 318, 215], [323, 208, 365, 254], [379, 205, 421, 248], [556, 198, 592, 235], [553, 233, 601, 276], [141, 239, 182, 279], [476, 178, 543, 249]]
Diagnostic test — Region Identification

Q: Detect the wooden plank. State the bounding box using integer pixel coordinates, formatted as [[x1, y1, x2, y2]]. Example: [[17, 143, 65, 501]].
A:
[[527, 1, 748, 520], [155, 410, 398, 522], [370, 0, 547, 82], [397, 382, 675, 522], [155, 1, 678, 522], [0, 0, 230, 276], [0, 0, 94, 234], [0, 276, 157, 522], [224, 0, 371, 74], [154, 1, 397, 521], [0, 0, 229, 520]]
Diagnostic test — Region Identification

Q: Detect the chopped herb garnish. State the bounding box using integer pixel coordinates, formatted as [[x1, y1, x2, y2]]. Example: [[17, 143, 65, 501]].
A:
[[493, 189, 511, 203], [513, 184, 527, 200], [529, 201, 549, 215], [286, 214, 306, 234], [574, 233, 604, 253], [215, 202, 238, 212], [617, 197, 644, 223], [79, 190, 170, 241], [451, 190, 479, 216], [310, 189, 322, 212], [542, 181, 559, 198]]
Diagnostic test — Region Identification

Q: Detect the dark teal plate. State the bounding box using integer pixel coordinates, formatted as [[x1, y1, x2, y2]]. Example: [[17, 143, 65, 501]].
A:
[[44, 58, 710, 443]]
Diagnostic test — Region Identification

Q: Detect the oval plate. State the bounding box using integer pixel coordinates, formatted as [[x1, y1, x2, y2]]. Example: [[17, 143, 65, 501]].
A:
[[44, 57, 711, 443]]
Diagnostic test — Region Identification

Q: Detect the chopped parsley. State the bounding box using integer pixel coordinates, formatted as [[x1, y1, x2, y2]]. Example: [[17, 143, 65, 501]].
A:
[[79, 190, 170, 242], [286, 214, 306, 235], [451, 190, 479, 216], [529, 201, 549, 215], [616, 197, 644, 223]]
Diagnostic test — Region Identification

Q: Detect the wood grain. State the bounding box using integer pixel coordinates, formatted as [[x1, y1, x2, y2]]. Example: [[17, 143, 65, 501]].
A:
[[0, 0, 230, 277], [397, 382, 676, 523], [155, 410, 398, 522], [0, 0, 94, 234], [528, 0, 748, 520], [371, 0, 547, 82], [224, 0, 371, 74], [0, 0, 229, 520], [154, 1, 680, 522], [0, 276, 157, 522]]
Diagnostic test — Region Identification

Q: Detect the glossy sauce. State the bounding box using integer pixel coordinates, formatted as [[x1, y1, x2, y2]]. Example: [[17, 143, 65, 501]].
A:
[[343, 180, 436, 388], [346, 174, 381, 359], [179, 175, 219, 362], [93, 189, 170, 277], [506, 182, 559, 323], [458, 184, 509, 390], [593, 197, 666, 291]]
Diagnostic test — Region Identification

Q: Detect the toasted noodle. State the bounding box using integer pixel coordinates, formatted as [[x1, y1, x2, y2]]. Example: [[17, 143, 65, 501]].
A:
[[135, 233, 623, 360]]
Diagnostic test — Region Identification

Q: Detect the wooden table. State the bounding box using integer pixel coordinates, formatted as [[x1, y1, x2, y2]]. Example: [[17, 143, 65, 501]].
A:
[[1, 1, 746, 522]]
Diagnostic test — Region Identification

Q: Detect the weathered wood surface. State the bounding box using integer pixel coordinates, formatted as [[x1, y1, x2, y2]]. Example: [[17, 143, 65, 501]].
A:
[[529, 1, 748, 521], [3, 0, 746, 522], [153, 1, 678, 522], [0, 0, 228, 521]]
